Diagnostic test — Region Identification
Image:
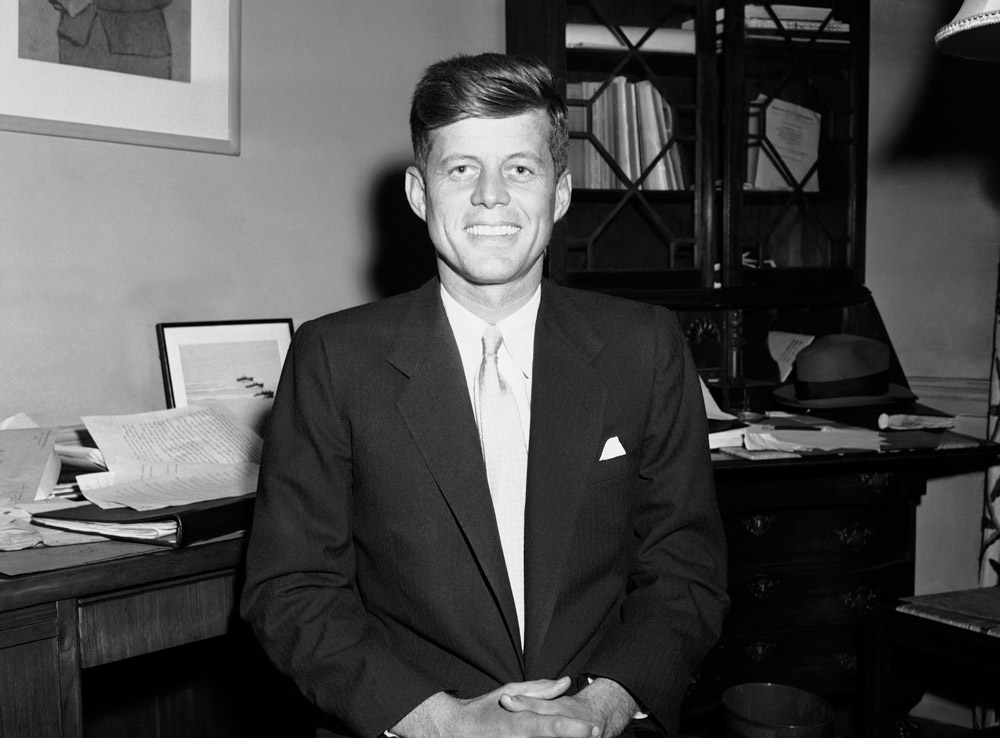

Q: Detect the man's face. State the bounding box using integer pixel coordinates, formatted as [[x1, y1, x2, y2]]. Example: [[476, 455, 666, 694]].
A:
[[405, 110, 571, 300]]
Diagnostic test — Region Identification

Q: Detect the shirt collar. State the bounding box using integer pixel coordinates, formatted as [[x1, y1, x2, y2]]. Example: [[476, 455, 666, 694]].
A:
[[439, 284, 540, 380]]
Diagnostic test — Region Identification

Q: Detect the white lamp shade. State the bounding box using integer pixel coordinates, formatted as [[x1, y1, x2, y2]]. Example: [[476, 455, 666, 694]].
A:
[[936, 0, 1000, 61]]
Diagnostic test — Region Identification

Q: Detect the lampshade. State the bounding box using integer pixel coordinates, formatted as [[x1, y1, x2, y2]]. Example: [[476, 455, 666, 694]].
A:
[[936, 0, 1000, 61]]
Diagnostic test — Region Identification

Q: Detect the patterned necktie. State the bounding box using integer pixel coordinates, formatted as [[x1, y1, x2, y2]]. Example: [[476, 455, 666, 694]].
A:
[[477, 324, 527, 642]]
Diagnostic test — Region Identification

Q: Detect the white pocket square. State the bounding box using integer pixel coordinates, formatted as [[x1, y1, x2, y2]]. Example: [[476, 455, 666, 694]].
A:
[[599, 436, 626, 461]]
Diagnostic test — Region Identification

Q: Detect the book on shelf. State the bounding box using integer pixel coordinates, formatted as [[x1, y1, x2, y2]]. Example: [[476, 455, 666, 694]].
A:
[[634, 80, 670, 190], [31, 493, 256, 548], [567, 77, 686, 191], [749, 97, 821, 192], [586, 80, 615, 189], [565, 23, 695, 55], [685, 4, 846, 25], [565, 82, 589, 191], [610, 76, 634, 188], [657, 93, 686, 190], [746, 94, 766, 187], [683, 4, 849, 38], [694, 19, 849, 34]]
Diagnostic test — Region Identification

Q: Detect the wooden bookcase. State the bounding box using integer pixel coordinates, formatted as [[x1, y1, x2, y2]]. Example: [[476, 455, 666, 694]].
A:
[[506, 0, 874, 412], [504, 2, 937, 732]]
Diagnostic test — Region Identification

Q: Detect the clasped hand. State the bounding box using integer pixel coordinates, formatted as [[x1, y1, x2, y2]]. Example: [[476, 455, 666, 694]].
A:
[[392, 675, 635, 738]]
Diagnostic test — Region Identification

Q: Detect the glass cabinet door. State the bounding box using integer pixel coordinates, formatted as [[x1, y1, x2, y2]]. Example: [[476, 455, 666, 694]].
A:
[[719, 0, 868, 289], [508, 0, 715, 291]]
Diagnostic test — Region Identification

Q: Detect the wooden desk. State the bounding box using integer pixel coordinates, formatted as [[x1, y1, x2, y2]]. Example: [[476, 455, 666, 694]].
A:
[[684, 429, 999, 729], [1, 430, 995, 737], [0, 537, 279, 738], [865, 595, 1000, 737]]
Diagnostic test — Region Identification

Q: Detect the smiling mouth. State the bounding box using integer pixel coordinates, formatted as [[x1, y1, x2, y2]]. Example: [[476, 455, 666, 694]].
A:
[[465, 224, 520, 237]]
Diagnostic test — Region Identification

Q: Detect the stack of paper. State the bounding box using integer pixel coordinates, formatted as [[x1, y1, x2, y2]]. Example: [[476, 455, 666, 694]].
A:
[[743, 424, 881, 453], [25, 405, 263, 547], [701, 378, 748, 450], [77, 404, 261, 511]]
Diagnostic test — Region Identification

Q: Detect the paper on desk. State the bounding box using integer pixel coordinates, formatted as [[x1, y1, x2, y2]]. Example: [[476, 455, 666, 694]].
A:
[[0, 499, 98, 550], [701, 377, 736, 421], [77, 405, 262, 511], [54, 425, 106, 471], [78, 461, 258, 511], [2, 413, 107, 473], [82, 405, 262, 472], [0, 427, 61, 504], [40, 518, 177, 539], [744, 426, 881, 453]]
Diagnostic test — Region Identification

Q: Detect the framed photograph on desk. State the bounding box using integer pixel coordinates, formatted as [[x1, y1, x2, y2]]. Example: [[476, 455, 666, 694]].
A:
[[156, 320, 294, 434]]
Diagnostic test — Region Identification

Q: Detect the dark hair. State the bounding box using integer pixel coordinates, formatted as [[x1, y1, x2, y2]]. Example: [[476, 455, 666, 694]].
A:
[[409, 53, 569, 176]]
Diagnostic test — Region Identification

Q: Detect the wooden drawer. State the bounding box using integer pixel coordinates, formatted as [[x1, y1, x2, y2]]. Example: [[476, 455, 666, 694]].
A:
[[724, 500, 912, 570], [0, 603, 64, 738], [711, 628, 861, 697], [78, 572, 236, 668], [724, 562, 912, 637], [716, 468, 908, 513]]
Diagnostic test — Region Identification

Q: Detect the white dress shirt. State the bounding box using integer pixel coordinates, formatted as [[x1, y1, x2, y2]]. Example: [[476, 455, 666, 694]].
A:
[[439, 285, 538, 447]]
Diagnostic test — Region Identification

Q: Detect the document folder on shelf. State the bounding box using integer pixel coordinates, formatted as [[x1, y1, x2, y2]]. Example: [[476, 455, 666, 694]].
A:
[[31, 494, 255, 548]]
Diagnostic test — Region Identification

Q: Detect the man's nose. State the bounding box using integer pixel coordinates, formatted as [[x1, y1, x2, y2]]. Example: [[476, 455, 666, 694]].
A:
[[472, 169, 511, 207]]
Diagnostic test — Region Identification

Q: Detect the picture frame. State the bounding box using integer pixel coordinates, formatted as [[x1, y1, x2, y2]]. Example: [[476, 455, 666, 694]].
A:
[[156, 320, 294, 411], [3, 0, 241, 155]]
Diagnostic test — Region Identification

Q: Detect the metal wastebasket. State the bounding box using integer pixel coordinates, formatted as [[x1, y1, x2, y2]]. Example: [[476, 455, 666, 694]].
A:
[[722, 683, 835, 738]]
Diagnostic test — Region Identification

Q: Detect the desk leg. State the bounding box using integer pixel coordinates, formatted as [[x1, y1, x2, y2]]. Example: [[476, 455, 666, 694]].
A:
[[865, 606, 890, 737], [865, 608, 924, 738], [56, 599, 82, 738]]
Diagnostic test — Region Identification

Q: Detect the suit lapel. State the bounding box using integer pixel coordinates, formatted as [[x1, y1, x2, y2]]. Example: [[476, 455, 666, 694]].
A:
[[387, 281, 523, 660], [523, 283, 608, 670]]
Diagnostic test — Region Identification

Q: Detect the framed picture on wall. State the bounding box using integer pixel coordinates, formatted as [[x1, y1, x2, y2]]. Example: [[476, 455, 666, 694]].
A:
[[2, 0, 241, 154], [156, 320, 294, 434]]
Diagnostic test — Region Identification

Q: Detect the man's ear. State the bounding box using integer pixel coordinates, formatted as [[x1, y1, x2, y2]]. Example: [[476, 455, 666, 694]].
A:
[[404, 166, 428, 222], [554, 169, 572, 222]]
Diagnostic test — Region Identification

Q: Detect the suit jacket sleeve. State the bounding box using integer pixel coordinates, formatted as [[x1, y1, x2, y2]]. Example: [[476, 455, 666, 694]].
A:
[[240, 321, 441, 737], [581, 306, 729, 732]]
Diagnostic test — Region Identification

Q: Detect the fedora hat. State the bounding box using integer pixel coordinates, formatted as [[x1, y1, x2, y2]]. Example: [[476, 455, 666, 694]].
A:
[[772, 334, 917, 410]]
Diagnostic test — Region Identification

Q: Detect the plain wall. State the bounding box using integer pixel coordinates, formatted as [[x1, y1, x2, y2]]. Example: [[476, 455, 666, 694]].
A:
[[0, 0, 504, 427]]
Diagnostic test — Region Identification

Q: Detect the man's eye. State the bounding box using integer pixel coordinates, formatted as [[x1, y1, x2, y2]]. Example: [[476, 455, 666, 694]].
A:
[[450, 164, 476, 178], [508, 165, 534, 179]]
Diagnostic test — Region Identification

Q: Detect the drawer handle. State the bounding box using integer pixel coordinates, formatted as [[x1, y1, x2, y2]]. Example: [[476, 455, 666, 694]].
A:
[[747, 577, 781, 600], [834, 522, 873, 551], [742, 514, 776, 538], [840, 586, 877, 613], [834, 650, 857, 672], [744, 640, 777, 663], [857, 471, 893, 491]]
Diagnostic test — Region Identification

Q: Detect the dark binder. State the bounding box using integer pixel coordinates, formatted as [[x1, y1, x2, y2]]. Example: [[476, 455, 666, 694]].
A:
[[32, 494, 255, 548]]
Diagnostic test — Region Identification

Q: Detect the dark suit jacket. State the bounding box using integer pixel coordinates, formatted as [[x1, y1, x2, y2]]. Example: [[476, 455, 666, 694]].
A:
[[241, 278, 728, 738]]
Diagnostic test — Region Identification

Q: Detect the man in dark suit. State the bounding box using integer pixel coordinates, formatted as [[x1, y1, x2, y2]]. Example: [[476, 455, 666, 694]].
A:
[[241, 53, 728, 738]]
